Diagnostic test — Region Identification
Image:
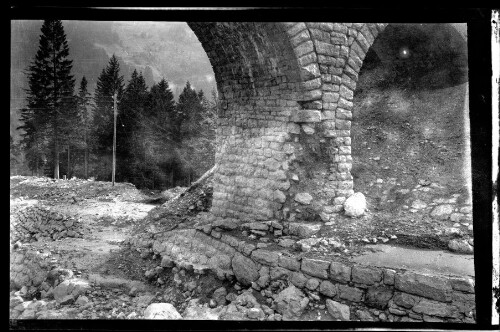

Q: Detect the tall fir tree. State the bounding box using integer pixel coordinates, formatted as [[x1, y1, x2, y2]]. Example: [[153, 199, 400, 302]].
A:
[[175, 81, 204, 141], [147, 78, 176, 135], [118, 69, 149, 181], [77, 76, 93, 178], [19, 20, 75, 178], [92, 54, 124, 180]]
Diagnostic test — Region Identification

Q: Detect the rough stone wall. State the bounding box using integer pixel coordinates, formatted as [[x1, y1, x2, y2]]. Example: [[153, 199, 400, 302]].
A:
[[10, 246, 52, 291], [128, 228, 475, 323], [188, 22, 303, 221], [187, 22, 388, 222]]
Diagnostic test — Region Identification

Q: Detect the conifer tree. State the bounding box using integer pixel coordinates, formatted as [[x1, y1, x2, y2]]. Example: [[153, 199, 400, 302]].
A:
[[147, 78, 176, 134], [20, 20, 75, 178], [175, 81, 204, 141], [77, 76, 92, 178], [118, 69, 149, 181], [92, 54, 124, 180]]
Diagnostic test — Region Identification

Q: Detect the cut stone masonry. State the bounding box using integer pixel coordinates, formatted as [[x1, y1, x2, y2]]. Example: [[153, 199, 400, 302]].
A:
[[188, 22, 391, 222], [125, 225, 475, 322]]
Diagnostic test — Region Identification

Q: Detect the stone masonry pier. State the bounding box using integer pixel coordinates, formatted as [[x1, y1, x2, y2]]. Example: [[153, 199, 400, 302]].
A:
[[188, 22, 390, 222]]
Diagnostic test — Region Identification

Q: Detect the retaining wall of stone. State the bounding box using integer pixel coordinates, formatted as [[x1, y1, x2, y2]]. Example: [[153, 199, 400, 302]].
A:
[[128, 227, 475, 323], [10, 204, 88, 244], [10, 246, 53, 291]]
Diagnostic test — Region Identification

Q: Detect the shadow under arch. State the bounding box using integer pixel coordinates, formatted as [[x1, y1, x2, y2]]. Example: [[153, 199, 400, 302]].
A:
[[349, 23, 472, 215]]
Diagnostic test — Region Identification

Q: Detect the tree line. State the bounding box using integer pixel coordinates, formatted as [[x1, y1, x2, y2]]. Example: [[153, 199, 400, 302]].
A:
[[14, 20, 216, 190]]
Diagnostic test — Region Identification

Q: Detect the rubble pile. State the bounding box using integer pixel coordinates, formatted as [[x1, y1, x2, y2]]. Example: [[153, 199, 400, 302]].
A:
[[10, 176, 145, 203], [133, 172, 213, 234], [10, 204, 89, 244]]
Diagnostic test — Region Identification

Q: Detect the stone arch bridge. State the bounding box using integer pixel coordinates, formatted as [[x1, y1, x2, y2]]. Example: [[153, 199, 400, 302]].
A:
[[187, 22, 467, 223]]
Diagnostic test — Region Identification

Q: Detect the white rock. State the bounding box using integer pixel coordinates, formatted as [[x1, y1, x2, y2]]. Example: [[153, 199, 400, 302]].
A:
[[430, 204, 454, 220], [344, 193, 367, 218], [326, 299, 350, 320], [294, 193, 313, 205], [144, 303, 182, 320]]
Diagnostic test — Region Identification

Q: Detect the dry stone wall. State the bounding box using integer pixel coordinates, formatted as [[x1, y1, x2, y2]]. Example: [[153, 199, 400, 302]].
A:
[[127, 227, 475, 323], [10, 246, 52, 291], [188, 22, 388, 222], [10, 204, 89, 243]]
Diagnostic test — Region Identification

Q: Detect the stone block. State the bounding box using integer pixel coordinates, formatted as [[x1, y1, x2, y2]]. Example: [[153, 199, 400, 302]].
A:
[[274, 285, 309, 320], [314, 40, 339, 56], [278, 255, 301, 271], [270, 266, 291, 281], [395, 272, 452, 302], [300, 63, 321, 80], [338, 284, 364, 302], [291, 110, 321, 123], [326, 299, 350, 320], [302, 124, 315, 135], [393, 291, 421, 309], [274, 190, 287, 204], [319, 280, 337, 297], [412, 298, 459, 318], [336, 108, 352, 120], [251, 249, 280, 266], [336, 119, 351, 130], [231, 253, 259, 286], [352, 266, 382, 285], [290, 271, 308, 288], [301, 258, 330, 279], [449, 277, 475, 293], [305, 278, 320, 290], [383, 269, 396, 285], [288, 222, 321, 238], [365, 286, 393, 309], [294, 41, 315, 57], [330, 262, 351, 283]]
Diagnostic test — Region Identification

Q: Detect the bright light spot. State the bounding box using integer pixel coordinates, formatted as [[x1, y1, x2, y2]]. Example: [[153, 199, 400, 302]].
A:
[[205, 74, 214, 83], [399, 46, 411, 59]]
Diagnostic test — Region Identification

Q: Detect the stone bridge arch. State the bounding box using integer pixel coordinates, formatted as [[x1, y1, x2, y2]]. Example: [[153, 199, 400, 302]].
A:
[[187, 22, 467, 224], [187, 22, 388, 223]]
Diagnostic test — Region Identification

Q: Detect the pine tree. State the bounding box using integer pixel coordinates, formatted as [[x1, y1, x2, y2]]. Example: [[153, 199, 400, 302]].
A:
[[77, 76, 93, 178], [138, 78, 177, 188], [147, 78, 176, 137], [118, 69, 149, 181], [20, 20, 75, 178], [92, 54, 124, 180], [175, 81, 204, 141]]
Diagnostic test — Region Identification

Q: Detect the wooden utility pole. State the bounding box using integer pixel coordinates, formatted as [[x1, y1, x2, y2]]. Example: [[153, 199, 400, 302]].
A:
[[67, 145, 70, 179], [112, 92, 117, 186]]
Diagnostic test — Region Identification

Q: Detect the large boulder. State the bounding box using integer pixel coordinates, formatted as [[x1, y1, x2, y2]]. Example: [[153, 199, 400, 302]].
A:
[[274, 285, 309, 320], [344, 193, 366, 217], [53, 279, 90, 304], [144, 303, 182, 319], [231, 253, 259, 286]]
